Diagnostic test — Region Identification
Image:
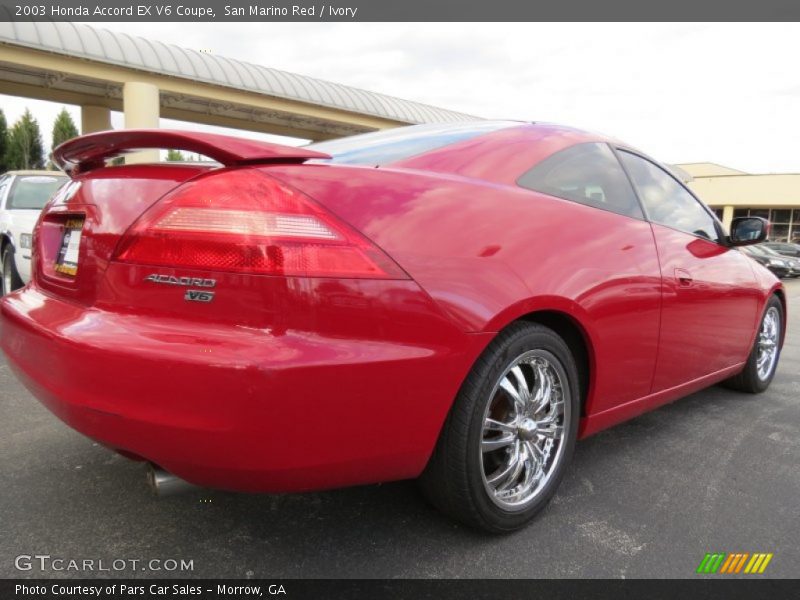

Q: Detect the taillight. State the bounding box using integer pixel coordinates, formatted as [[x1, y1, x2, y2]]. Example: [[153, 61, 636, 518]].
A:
[[113, 168, 408, 279]]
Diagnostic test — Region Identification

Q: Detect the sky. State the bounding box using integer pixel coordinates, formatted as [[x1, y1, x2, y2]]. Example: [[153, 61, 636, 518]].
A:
[[2, 22, 800, 173]]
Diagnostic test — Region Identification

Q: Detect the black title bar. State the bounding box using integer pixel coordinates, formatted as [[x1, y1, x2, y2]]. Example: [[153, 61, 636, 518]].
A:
[[1, 0, 800, 21], [1, 579, 794, 600]]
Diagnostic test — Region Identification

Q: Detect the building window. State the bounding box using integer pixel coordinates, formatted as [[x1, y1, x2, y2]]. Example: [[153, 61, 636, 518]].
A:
[[772, 209, 792, 224]]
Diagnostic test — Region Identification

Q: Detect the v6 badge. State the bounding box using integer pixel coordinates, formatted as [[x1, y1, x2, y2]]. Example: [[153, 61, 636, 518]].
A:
[[185, 290, 215, 303]]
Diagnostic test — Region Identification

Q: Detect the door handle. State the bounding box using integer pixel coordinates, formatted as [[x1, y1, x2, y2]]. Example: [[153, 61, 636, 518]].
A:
[[675, 268, 693, 287]]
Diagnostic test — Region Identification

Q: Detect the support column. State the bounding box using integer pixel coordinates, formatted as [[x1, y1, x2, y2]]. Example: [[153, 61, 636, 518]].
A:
[[722, 205, 735, 231], [80, 105, 111, 134], [123, 81, 160, 164]]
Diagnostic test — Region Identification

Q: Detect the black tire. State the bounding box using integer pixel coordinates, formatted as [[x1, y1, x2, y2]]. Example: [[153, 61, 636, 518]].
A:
[[1, 245, 24, 296], [723, 295, 783, 393], [419, 322, 580, 533]]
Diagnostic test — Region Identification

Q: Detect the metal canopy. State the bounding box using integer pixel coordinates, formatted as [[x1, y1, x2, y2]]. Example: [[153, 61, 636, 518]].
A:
[[0, 22, 477, 126]]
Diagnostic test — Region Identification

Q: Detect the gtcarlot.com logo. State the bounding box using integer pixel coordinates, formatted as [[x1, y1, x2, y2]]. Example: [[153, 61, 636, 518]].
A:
[[14, 554, 194, 572], [696, 552, 774, 574]]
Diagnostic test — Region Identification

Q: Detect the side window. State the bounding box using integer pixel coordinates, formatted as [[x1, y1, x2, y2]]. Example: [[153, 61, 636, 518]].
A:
[[517, 143, 643, 219], [619, 151, 720, 243]]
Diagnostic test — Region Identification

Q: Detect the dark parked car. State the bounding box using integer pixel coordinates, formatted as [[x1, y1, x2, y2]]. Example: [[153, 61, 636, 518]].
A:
[[758, 244, 800, 277], [763, 241, 800, 258], [741, 245, 792, 278]]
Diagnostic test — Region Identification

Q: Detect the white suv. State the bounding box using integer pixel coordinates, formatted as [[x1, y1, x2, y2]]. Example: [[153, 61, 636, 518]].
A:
[[0, 170, 68, 295]]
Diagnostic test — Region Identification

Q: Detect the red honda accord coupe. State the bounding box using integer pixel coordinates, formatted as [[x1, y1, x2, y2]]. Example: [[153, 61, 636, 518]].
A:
[[0, 122, 785, 532]]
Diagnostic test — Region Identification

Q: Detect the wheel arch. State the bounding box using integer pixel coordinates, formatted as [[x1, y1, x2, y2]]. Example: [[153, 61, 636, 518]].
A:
[[513, 310, 595, 417], [478, 299, 598, 418]]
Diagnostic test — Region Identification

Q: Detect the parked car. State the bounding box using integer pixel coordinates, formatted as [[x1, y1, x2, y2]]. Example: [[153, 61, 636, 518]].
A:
[[740, 246, 791, 278], [763, 241, 800, 258], [756, 244, 800, 277], [0, 170, 69, 294], [0, 124, 785, 533], [761, 245, 800, 277]]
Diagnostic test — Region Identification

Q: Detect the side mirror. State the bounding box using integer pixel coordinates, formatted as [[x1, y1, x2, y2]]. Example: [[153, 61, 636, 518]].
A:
[[728, 216, 769, 247]]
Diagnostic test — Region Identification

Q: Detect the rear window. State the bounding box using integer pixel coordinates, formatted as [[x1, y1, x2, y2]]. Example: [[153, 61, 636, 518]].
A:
[[8, 175, 68, 210], [307, 121, 518, 166]]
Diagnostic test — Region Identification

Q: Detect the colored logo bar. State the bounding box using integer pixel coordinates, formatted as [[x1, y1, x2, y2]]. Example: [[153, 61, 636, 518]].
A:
[[696, 553, 773, 574]]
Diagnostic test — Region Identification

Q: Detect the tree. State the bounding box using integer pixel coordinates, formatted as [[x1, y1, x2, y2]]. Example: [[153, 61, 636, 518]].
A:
[[166, 149, 186, 162], [52, 108, 79, 149], [5, 109, 45, 170], [0, 109, 7, 173]]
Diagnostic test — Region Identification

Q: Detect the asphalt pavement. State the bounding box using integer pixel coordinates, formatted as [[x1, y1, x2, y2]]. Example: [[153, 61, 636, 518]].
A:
[[2, 280, 798, 579]]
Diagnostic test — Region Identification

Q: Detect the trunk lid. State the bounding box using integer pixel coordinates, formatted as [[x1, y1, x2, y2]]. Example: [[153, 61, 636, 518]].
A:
[[35, 164, 211, 304]]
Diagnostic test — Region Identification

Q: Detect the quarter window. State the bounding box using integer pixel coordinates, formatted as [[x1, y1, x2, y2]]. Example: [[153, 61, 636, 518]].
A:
[[517, 143, 643, 219], [619, 151, 720, 243]]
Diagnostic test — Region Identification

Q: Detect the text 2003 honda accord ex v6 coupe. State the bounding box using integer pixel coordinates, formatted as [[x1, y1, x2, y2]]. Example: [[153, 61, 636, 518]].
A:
[[0, 122, 785, 532]]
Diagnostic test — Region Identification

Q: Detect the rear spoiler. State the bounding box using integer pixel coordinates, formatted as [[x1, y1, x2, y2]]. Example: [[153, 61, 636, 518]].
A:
[[52, 129, 331, 176]]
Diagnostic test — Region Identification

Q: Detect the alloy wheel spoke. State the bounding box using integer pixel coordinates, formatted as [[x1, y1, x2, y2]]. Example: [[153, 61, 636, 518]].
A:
[[499, 377, 525, 415], [527, 439, 545, 460], [496, 443, 526, 492], [538, 423, 564, 440], [547, 396, 564, 418], [487, 441, 521, 486], [530, 361, 553, 414], [508, 366, 531, 404], [482, 433, 516, 453], [521, 441, 544, 490], [484, 417, 517, 434], [536, 414, 559, 428]]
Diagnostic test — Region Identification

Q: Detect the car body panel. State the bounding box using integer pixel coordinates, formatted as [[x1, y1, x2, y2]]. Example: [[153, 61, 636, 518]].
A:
[[391, 123, 608, 185], [267, 163, 663, 416], [0, 281, 490, 492], [648, 224, 761, 391]]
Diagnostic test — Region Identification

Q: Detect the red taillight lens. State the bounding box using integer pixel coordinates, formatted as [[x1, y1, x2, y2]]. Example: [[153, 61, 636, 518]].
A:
[[113, 168, 408, 279]]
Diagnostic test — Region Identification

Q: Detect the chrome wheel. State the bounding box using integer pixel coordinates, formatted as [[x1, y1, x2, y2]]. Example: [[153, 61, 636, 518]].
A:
[[480, 350, 570, 510], [756, 306, 780, 381]]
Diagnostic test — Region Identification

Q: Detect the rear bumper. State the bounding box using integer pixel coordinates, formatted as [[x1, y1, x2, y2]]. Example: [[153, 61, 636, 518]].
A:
[[1, 286, 487, 492]]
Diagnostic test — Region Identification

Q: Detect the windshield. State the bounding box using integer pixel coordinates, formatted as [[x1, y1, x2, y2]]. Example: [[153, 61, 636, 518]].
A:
[[307, 121, 519, 166], [8, 175, 68, 210]]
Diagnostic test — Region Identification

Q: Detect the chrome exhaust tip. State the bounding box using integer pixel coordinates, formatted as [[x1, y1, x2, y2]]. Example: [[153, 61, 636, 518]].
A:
[[146, 464, 197, 497]]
